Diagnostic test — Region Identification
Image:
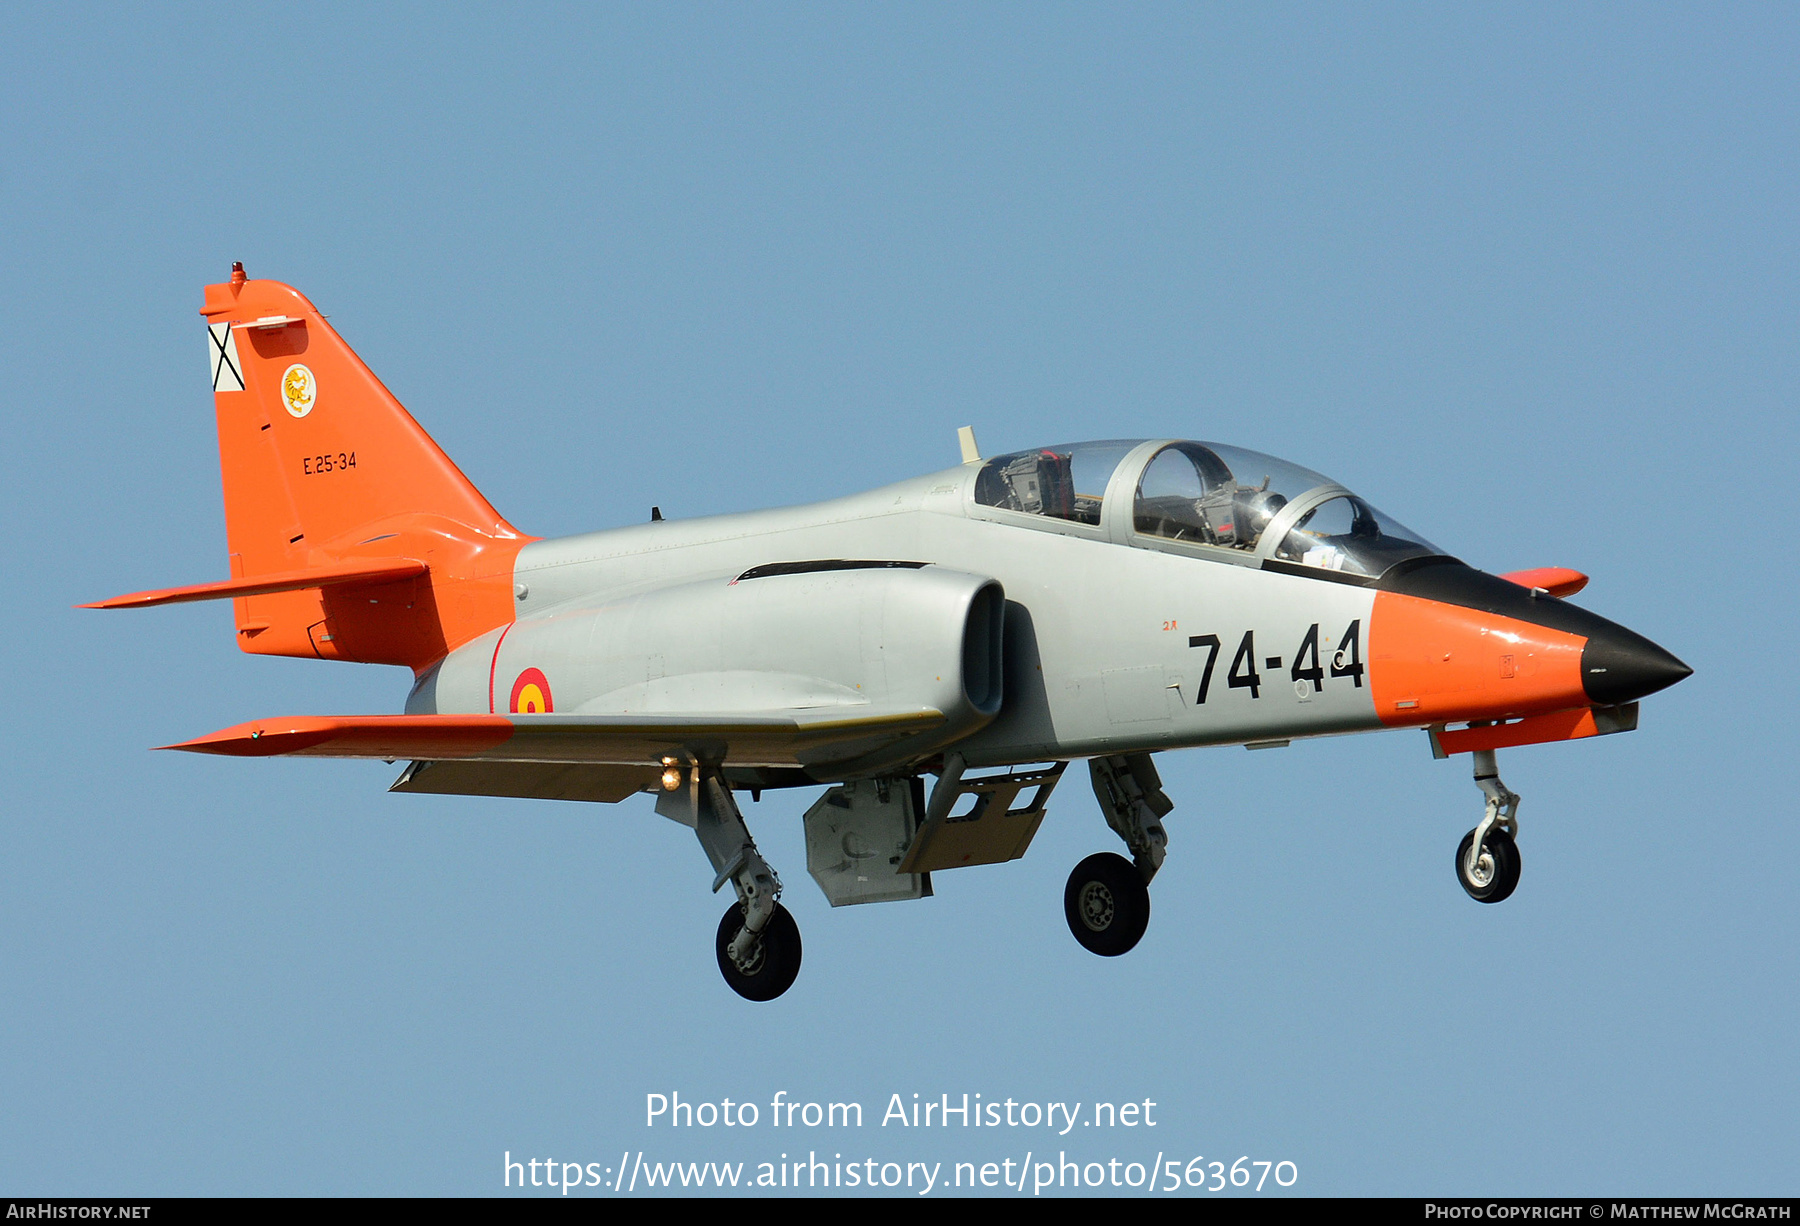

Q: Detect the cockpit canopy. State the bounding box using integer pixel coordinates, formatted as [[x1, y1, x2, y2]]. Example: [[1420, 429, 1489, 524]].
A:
[[973, 439, 1445, 579]]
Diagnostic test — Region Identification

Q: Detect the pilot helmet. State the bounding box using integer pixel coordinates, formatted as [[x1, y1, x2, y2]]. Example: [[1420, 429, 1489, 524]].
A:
[[1239, 487, 1288, 536]]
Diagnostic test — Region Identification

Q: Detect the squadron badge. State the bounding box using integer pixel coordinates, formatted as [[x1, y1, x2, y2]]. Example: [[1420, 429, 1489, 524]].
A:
[[281, 364, 317, 418]]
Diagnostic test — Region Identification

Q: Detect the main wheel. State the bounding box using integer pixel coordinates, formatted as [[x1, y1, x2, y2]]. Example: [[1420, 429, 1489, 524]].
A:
[[715, 901, 803, 1001], [1455, 827, 1521, 903], [1063, 852, 1151, 956]]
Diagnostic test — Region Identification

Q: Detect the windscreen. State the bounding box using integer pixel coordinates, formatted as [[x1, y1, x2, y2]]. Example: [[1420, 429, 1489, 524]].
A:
[[1270, 494, 1441, 577]]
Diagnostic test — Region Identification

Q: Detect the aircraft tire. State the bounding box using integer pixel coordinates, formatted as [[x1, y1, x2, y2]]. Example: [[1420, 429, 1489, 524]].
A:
[[1455, 828, 1521, 903], [1063, 852, 1150, 956], [716, 901, 803, 1001]]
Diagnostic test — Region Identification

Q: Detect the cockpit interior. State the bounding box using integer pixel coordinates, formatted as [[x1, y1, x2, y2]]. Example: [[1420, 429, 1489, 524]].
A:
[[972, 439, 1445, 580]]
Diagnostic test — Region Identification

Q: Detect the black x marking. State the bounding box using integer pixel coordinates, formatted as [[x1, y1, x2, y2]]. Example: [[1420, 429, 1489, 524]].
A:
[[210, 323, 243, 391]]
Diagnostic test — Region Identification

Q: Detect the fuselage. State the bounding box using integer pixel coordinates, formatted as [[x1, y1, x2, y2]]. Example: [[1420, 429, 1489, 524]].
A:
[[406, 439, 1688, 776]]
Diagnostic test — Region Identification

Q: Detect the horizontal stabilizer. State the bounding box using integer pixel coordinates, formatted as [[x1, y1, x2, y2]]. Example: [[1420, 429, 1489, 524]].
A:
[[159, 708, 946, 769], [82, 559, 429, 609]]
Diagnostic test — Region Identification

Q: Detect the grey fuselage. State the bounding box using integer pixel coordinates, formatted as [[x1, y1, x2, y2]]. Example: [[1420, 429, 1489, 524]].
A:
[[407, 442, 1385, 776]]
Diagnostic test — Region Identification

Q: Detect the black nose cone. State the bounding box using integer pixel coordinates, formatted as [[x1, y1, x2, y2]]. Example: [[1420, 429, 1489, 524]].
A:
[[1582, 625, 1692, 705]]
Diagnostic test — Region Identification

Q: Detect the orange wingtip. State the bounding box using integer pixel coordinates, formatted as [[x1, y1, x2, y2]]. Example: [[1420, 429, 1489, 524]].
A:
[[161, 714, 514, 758], [1498, 567, 1589, 598], [81, 559, 429, 609]]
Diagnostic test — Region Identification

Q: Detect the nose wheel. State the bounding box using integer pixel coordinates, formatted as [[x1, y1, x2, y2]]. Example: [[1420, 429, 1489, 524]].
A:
[[1063, 852, 1151, 956], [1455, 747, 1522, 904], [1455, 827, 1521, 903]]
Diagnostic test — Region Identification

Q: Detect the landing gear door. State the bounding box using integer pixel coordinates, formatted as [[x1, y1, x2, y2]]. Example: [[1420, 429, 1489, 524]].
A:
[[805, 778, 932, 907], [898, 762, 1067, 874]]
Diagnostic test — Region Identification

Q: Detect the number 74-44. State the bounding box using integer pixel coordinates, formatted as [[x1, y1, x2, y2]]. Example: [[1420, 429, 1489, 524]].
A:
[[1186, 620, 1363, 703]]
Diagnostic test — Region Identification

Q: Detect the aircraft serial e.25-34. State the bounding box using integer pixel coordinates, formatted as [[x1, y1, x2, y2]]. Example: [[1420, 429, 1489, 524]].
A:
[[88, 266, 1693, 1001]]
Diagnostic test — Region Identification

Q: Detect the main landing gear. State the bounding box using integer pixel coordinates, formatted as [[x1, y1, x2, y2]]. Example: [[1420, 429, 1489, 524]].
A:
[[1456, 748, 1522, 904], [656, 759, 802, 1001], [1066, 754, 1173, 956]]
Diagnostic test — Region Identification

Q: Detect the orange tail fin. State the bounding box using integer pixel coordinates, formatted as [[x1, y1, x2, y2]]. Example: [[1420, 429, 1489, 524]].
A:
[[193, 264, 534, 669]]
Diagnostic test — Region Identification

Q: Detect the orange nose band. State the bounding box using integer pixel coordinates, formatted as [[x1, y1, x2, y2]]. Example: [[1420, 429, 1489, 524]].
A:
[[1369, 590, 1588, 727]]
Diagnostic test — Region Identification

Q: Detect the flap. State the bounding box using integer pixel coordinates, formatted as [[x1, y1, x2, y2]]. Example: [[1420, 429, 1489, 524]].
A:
[[390, 759, 660, 804]]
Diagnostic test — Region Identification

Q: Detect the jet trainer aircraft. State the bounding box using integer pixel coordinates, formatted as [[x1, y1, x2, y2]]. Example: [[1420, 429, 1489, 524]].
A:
[[89, 267, 1691, 1000]]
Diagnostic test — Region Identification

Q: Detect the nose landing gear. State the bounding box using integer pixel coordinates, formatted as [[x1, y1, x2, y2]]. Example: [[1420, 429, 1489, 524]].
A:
[[1456, 748, 1521, 903]]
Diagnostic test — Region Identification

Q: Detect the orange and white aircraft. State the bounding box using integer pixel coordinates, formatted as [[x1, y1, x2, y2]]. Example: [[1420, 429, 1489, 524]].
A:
[[88, 267, 1691, 1000]]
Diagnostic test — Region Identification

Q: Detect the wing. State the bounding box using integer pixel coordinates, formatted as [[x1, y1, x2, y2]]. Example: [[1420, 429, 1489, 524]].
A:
[[160, 707, 946, 770]]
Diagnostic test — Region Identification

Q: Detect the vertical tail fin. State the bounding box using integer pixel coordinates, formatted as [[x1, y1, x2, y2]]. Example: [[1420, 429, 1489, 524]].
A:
[[201, 265, 533, 668]]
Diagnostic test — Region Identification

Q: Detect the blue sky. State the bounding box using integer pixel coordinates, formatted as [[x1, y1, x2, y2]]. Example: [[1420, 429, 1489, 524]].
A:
[[2, 3, 1794, 1196]]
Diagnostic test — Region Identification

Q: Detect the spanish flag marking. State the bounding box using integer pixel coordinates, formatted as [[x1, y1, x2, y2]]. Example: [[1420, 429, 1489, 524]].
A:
[[509, 667, 553, 715]]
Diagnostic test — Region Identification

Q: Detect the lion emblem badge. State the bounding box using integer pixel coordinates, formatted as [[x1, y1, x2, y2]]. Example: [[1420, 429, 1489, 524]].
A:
[[281, 364, 317, 418]]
